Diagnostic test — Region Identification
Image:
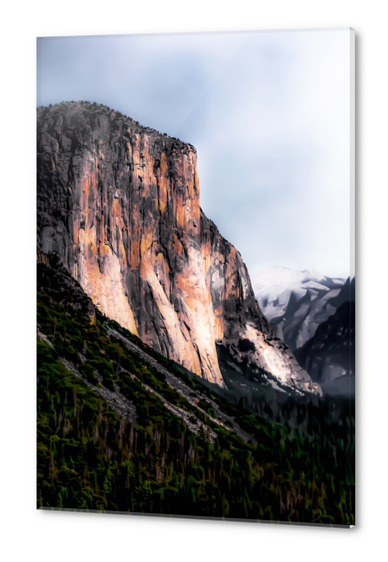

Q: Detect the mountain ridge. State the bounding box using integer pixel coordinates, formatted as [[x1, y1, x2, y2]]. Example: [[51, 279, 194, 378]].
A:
[[253, 266, 352, 352]]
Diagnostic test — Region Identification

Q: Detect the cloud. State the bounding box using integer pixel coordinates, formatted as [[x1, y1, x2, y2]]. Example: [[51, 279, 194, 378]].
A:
[[37, 29, 353, 278]]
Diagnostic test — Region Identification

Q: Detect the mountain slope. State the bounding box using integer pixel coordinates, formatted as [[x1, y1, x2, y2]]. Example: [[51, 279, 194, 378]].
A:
[[37, 101, 319, 395], [294, 300, 355, 391], [37, 252, 354, 523]]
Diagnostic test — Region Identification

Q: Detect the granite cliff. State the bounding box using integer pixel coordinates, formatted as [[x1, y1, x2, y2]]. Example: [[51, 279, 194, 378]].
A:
[[37, 101, 321, 395]]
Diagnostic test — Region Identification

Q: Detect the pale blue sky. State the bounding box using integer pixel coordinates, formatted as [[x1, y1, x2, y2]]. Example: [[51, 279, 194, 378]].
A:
[[37, 29, 353, 278]]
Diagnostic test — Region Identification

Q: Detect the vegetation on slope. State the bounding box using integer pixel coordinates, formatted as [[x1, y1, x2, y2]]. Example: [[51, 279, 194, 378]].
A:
[[37, 255, 354, 525]]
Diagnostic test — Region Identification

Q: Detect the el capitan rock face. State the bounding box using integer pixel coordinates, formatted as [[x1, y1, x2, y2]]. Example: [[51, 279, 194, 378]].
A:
[[37, 101, 321, 395]]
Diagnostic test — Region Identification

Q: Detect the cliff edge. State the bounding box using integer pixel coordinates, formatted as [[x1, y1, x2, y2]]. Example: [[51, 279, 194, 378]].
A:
[[37, 101, 321, 396]]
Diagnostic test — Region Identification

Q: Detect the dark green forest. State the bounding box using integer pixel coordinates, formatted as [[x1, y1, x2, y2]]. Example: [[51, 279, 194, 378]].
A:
[[37, 256, 354, 525]]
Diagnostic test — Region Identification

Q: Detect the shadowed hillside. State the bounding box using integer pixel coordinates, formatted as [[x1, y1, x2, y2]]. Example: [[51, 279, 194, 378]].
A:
[[37, 251, 354, 525]]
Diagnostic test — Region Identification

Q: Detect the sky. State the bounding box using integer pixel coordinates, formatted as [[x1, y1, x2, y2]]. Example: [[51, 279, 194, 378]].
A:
[[37, 29, 354, 279]]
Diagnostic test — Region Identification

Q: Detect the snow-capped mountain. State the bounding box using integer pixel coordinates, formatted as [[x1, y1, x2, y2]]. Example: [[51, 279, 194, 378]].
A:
[[252, 266, 349, 352]]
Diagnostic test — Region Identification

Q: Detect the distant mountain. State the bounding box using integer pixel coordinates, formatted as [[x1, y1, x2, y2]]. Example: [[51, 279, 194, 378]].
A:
[[252, 266, 353, 352], [294, 301, 355, 393]]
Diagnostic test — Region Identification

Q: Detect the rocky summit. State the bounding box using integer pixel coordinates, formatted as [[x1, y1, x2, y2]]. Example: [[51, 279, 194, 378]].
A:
[[37, 101, 321, 396]]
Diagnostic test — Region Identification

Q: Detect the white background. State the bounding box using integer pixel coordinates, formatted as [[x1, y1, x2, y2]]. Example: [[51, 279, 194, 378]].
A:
[[1, 1, 387, 560]]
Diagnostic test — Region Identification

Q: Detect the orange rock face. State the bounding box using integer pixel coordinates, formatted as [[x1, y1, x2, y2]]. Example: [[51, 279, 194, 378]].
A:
[[37, 102, 321, 395]]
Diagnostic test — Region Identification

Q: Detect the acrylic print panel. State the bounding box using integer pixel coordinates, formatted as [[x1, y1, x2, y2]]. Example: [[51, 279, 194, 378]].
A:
[[36, 28, 355, 526]]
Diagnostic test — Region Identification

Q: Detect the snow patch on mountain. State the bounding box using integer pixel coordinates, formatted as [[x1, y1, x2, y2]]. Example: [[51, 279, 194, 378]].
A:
[[251, 266, 346, 351]]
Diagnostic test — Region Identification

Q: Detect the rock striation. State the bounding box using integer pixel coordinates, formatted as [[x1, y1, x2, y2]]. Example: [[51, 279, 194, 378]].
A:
[[37, 101, 321, 395]]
